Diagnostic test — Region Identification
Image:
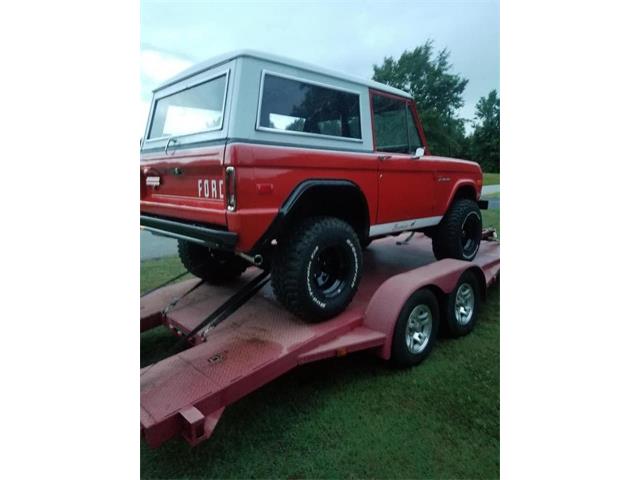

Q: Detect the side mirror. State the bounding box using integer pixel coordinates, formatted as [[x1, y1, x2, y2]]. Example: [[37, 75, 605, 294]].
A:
[[411, 147, 425, 159]]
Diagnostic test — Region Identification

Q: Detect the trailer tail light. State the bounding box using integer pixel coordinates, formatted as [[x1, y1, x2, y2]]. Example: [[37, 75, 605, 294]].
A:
[[225, 166, 237, 211]]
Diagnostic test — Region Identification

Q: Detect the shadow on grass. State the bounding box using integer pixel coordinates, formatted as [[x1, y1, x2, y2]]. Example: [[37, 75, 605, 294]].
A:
[[140, 328, 180, 368]]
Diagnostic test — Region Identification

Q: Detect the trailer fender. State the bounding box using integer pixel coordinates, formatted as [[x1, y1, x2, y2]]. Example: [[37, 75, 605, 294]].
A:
[[363, 259, 484, 360]]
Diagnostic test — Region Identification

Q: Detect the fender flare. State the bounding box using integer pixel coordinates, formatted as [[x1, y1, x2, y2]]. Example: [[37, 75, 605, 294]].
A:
[[281, 179, 367, 215], [249, 179, 370, 254], [443, 180, 481, 212]]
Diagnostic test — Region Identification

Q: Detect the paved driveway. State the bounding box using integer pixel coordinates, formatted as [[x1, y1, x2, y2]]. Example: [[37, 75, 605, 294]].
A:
[[481, 185, 500, 195], [140, 230, 177, 261], [481, 185, 500, 209]]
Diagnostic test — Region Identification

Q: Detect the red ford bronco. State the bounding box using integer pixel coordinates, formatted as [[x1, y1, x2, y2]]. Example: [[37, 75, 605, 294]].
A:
[[140, 50, 485, 320]]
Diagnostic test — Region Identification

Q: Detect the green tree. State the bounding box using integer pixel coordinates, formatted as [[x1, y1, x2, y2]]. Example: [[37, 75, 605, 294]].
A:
[[372, 40, 469, 157], [470, 90, 500, 173]]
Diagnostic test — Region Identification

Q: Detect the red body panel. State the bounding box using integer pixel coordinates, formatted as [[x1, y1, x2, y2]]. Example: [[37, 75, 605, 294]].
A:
[[140, 145, 228, 226], [226, 142, 379, 251], [377, 154, 438, 221]]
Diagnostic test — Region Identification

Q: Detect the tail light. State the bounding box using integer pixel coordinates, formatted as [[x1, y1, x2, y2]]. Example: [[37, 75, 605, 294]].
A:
[[225, 166, 237, 211]]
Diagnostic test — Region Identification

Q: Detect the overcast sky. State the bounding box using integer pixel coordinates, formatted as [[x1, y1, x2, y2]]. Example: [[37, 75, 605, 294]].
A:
[[140, 0, 499, 134]]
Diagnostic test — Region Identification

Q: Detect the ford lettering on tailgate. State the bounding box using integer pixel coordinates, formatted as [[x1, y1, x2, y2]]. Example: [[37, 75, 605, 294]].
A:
[[197, 178, 224, 199]]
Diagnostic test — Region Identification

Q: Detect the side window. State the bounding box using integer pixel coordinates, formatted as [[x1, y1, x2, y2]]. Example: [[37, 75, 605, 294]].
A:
[[258, 73, 362, 140], [372, 94, 423, 154]]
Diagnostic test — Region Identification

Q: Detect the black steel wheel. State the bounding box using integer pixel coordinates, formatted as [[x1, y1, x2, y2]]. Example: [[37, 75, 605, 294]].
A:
[[272, 216, 363, 321], [460, 210, 482, 259], [311, 245, 350, 299], [432, 199, 482, 261]]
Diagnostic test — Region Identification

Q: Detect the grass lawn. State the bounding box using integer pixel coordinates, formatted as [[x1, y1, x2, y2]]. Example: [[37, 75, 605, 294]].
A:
[[140, 255, 192, 295], [140, 211, 500, 479], [483, 173, 500, 186]]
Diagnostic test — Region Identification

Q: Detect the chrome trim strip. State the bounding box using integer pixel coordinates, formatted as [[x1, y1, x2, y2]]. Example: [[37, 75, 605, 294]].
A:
[[225, 166, 237, 211], [141, 137, 373, 156], [369, 216, 443, 237]]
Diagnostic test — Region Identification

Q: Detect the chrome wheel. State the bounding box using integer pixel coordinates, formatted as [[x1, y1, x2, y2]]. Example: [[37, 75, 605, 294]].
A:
[[405, 304, 433, 354], [454, 283, 475, 326]]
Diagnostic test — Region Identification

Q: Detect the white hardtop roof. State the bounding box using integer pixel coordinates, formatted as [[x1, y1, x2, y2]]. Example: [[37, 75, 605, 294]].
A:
[[153, 49, 413, 99]]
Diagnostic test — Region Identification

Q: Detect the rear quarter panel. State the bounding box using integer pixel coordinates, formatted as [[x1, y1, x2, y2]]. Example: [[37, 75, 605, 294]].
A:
[[227, 143, 379, 251]]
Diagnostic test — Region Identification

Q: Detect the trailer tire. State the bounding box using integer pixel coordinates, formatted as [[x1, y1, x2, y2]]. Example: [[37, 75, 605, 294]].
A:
[[272, 216, 363, 321], [433, 199, 482, 261], [177, 240, 248, 284], [443, 270, 480, 337], [391, 288, 440, 367]]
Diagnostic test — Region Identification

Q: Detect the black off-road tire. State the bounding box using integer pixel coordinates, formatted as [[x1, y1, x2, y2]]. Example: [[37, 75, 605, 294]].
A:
[[391, 288, 440, 367], [177, 240, 248, 284], [442, 270, 480, 338], [432, 199, 482, 261], [271, 216, 363, 321]]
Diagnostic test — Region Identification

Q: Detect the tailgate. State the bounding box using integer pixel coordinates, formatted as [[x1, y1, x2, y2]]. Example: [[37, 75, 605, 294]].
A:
[[140, 144, 228, 226]]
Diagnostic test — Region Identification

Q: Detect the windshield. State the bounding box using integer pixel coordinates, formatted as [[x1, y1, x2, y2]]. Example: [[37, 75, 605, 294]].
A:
[[147, 73, 227, 139]]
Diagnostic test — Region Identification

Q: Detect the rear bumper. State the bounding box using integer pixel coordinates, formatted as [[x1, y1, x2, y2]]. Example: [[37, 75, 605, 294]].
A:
[[140, 215, 238, 251]]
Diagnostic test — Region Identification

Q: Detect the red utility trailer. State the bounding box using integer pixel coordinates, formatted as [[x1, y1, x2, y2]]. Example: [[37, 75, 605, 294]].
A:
[[140, 234, 499, 448]]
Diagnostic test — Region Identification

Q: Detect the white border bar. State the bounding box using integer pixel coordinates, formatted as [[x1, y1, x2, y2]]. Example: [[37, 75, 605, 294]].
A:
[[369, 216, 443, 237]]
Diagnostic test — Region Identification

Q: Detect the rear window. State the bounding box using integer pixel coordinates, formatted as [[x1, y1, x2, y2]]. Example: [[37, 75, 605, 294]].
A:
[[258, 73, 361, 140], [147, 73, 227, 139]]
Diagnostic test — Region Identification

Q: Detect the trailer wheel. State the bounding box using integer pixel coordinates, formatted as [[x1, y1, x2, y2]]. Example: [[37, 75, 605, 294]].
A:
[[443, 270, 480, 337], [272, 216, 363, 321], [178, 240, 248, 284], [433, 199, 482, 261], [391, 289, 440, 367]]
